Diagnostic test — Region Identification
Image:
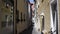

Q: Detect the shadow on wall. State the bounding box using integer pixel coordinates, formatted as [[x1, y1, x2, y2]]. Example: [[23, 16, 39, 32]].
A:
[[1, 20, 13, 34], [19, 22, 34, 34]]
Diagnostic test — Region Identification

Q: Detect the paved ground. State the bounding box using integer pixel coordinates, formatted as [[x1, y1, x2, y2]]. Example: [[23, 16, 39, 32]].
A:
[[32, 17, 41, 34], [19, 22, 41, 34], [19, 24, 33, 34], [32, 28, 41, 34]]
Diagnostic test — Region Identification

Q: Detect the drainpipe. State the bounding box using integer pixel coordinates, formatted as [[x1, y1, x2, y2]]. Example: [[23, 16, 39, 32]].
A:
[[56, 0, 58, 34]]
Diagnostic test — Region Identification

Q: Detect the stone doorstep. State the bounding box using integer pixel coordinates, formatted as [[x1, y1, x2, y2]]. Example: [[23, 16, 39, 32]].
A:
[[42, 30, 51, 34]]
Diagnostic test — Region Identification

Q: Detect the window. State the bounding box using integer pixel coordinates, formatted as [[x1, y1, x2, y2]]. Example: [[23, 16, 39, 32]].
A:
[[42, 16, 44, 30]]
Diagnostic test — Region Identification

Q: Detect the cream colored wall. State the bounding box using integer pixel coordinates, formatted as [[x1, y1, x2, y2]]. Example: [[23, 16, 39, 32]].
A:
[[58, 0, 60, 34], [17, 0, 28, 33], [37, 0, 50, 34]]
